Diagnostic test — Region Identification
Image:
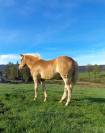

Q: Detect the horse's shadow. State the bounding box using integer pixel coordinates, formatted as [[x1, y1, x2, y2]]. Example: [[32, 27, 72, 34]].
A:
[[87, 97, 105, 103], [72, 97, 105, 104], [52, 97, 105, 105]]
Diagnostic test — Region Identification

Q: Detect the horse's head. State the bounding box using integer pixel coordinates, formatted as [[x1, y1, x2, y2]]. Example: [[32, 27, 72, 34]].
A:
[[19, 54, 41, 70], [19, 54, 26, 70]]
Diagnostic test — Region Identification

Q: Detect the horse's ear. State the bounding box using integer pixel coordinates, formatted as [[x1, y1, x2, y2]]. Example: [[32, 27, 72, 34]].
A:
[[20, 54, 23, 57]]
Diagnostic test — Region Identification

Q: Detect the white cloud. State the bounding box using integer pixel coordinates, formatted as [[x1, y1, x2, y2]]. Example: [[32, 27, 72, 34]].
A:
[[0, 54, 19, 64], [0, 53, 41, 64], [23, 53, 41, 59], [76, 50, 105, 66]]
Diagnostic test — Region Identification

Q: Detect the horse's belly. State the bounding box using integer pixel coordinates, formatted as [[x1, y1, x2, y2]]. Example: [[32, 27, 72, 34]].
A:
[[40, 71, 54, 79], [41, 74, 54, 79]]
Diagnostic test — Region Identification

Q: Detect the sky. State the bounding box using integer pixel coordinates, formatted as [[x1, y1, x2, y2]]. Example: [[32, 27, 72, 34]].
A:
[[0, 0, 105, 65]]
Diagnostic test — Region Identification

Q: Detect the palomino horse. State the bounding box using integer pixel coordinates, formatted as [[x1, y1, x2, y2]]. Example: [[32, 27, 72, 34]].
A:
[[19, 54, 78, 106]]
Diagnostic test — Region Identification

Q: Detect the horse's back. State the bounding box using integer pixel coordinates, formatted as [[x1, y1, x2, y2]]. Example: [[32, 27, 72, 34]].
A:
[[56, 56, 74, 63], [39, 56, 74, 79]]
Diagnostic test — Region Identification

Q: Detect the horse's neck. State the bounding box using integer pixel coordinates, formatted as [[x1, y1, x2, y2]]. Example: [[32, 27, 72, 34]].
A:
[[25, 58, 35, 70]]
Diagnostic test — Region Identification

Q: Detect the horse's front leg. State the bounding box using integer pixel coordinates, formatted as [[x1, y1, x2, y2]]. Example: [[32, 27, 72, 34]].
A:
[[41, 80, 47, 102], [33, 79, 38, 101]]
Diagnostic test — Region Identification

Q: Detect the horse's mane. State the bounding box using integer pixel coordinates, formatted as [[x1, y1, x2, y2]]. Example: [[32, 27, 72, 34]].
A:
[[23, 53, 41, 59]]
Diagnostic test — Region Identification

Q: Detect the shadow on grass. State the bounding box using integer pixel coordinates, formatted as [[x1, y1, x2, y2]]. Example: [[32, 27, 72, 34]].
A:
[[0, 128, 4, 133], [0, 100, 10, 114], [73, 97, 105, 104], [86, 97, 105, 103]]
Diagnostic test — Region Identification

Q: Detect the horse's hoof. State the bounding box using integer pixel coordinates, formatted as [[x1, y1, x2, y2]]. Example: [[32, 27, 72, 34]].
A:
[[34, 98, 36, 101], [44, 99, 47, 102], [59, 100, 62, 103], [65, 103, 69, 106]]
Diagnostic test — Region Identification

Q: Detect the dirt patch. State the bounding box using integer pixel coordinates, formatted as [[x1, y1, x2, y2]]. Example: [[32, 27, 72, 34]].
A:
[[47, 80, 105, 88], [77, 81, 105, 88]]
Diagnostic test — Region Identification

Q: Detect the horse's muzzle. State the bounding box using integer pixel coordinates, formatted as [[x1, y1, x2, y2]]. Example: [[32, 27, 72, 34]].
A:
[[18, 65, 23, 70]]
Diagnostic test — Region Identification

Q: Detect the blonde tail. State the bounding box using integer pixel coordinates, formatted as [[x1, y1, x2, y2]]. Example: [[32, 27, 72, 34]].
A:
[[71, 61, 78, 84]]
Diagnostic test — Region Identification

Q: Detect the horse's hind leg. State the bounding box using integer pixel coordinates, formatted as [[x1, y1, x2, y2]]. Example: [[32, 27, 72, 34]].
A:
[[41, 80, 47, 102], [65, 83, 72, 106], [62, 77, 72, 106], [59, 86, 67, 103]]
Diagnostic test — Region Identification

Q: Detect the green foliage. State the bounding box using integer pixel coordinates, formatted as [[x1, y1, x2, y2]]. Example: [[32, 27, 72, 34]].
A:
[[5, 63, 18, 80], [87, 64, 93, 81], [93, 64, 100, 80], [0, 83, 105, 133], [0, 71, 2, 77], [21, 66, 32, 82], [79, 71, 105, 83], [79, 64, 105, 83], [5, 62, 32, 82]]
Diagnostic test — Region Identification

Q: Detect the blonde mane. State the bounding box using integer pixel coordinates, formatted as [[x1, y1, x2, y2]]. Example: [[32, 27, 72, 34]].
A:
[[23, 53, 41, 59]]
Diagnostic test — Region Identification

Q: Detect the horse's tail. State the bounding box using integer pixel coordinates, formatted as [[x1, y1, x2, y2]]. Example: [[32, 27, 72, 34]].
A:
[[71, 61, 78, 84]]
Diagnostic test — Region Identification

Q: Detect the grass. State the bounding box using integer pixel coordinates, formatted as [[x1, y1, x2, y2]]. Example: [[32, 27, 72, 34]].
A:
[[0, 83, 105, 133]]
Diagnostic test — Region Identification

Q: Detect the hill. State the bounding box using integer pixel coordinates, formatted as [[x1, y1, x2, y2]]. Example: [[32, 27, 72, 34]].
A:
[[79, 65, 105, 72]]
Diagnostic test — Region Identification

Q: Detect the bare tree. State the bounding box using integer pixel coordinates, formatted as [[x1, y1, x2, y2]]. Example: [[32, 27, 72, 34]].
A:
[[93, 64, 100, 81], [87, 64, 93, 81]]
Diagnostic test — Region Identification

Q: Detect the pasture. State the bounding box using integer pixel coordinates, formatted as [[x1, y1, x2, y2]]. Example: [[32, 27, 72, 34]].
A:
[[0, 83, 105, 133]]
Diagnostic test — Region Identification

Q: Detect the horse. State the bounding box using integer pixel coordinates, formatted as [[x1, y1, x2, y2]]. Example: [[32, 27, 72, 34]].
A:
[[19, 54, 78, 106]]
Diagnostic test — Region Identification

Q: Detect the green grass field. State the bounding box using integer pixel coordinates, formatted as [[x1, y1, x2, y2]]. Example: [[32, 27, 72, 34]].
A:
[[0, 83, 105, 133], [79, 71, 105, 83]]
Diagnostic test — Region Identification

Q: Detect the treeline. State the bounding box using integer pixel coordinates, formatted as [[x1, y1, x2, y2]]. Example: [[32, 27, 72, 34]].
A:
[[1, 63, 105, 83], [79, 64, 105, 82], [5, 62, 32, 82]]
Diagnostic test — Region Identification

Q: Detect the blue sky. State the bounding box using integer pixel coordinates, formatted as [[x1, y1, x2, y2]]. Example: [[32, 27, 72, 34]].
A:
[[0, 0, 105, 65]]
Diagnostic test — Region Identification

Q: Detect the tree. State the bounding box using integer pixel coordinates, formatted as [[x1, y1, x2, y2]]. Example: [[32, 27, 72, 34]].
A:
[[15, 62, 20, 79], [21, 66, 32, 83], [5, 62, 32, 82], [87, 64, 93, 81], [93, 64, 100, 81], [0, 71, 2, 77], [5, 63, 17, 80]]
